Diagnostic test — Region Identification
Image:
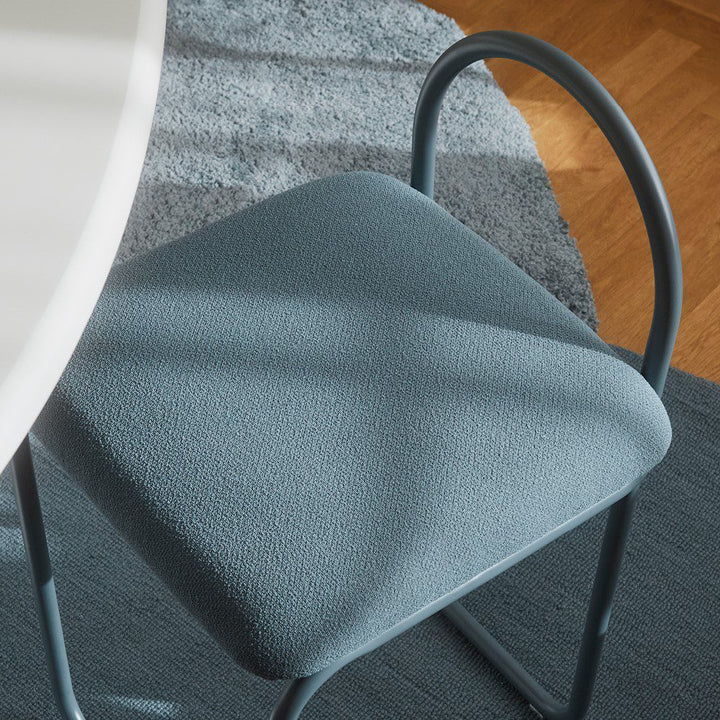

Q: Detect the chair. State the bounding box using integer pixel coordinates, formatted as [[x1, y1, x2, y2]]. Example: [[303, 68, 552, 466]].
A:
[[11, 31, 681, 720]]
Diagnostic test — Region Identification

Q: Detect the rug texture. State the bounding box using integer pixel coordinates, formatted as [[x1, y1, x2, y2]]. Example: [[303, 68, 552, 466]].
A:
[[118, 0, 597, 326], [1, 0, 718, 718]]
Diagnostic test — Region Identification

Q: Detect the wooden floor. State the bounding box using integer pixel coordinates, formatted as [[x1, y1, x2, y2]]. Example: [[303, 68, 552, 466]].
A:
[[422, 0, 720, 382]]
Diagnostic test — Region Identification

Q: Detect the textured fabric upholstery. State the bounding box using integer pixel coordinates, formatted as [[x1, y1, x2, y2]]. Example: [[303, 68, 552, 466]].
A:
[[35, 172, 671, 679]]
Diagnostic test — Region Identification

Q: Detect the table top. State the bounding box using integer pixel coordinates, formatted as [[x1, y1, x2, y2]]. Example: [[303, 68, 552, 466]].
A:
[[0, 0, 166, 471]]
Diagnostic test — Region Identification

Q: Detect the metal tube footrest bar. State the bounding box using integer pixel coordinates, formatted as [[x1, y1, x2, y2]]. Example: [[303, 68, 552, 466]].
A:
[[443, 602, 563, 718], [444, 492, 638, 720]]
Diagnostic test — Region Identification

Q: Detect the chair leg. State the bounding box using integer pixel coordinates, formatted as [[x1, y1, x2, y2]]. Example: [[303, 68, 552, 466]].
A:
[[12, 435, 86, 720], [444, 491, 638, 720], [13, 432, 338, 720], [269, 658, 348, 720]]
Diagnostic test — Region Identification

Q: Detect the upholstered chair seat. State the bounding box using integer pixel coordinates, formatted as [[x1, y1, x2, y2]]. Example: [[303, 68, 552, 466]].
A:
[[35, 171, 671, 680]]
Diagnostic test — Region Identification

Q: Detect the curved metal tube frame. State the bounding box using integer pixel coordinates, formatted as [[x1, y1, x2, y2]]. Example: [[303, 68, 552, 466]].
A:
[[406, 29, 682, 720], [11, 30, 681, 720], [411, 30, 682, 397]]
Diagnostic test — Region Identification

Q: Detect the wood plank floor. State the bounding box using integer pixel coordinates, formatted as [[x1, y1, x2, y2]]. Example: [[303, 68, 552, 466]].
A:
[[422, 0, 720, 382]]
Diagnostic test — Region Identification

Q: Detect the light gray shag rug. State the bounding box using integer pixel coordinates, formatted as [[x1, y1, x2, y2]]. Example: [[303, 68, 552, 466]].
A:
[[119, 0, 596, 326], [2, 0, 719, 718]]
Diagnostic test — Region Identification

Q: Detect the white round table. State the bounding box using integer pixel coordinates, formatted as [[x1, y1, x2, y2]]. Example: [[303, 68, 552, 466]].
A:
[[0, 0, 167, 471]]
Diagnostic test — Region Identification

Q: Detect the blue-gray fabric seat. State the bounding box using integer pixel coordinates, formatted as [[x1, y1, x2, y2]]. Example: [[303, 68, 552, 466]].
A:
[[35, 171, 671, 680]]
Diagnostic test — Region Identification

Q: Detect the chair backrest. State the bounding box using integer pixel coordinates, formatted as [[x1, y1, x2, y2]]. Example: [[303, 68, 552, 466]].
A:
[[410, 30, 682, 397]]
